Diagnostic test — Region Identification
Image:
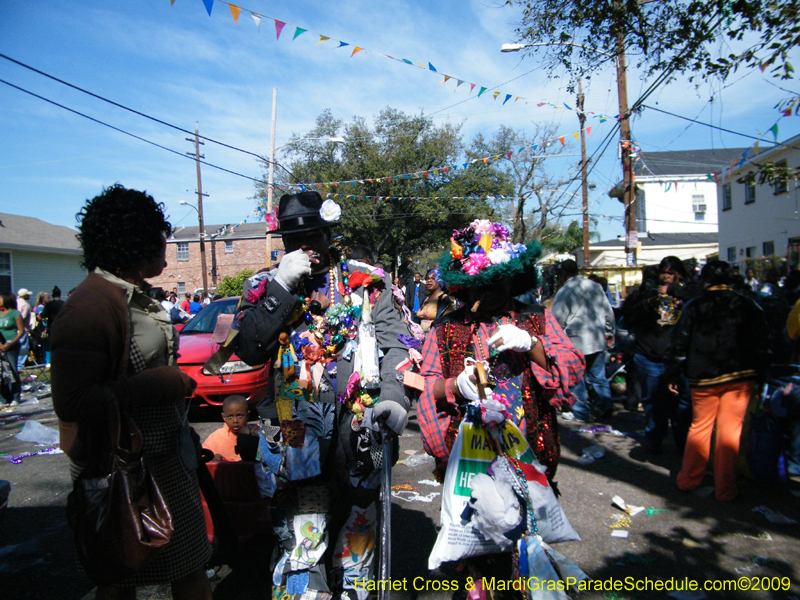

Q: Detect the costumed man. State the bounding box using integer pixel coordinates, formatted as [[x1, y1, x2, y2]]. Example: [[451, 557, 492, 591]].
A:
[[418, 220, 584, 483], [225, 192, 416, 600]]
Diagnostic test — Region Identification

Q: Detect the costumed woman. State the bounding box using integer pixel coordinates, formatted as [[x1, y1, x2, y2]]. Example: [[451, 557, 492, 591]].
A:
[[51, 185, 212, 600], [227, 191, 416, 599], [417, 220, 585, 587], [415, 268, 455, 332]]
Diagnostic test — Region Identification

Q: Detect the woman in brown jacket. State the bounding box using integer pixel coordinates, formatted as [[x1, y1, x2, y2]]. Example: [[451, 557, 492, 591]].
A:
[[51, 185, 212, 600]]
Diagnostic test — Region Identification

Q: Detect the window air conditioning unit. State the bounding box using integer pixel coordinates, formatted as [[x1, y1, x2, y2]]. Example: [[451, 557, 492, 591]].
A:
[[693, 203, 707, 213]]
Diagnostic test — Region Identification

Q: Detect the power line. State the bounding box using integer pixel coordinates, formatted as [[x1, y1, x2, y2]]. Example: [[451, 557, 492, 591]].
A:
[[0, 52, 272, 165], [642, 104, 800, 150], [0, 77, 261, 182]]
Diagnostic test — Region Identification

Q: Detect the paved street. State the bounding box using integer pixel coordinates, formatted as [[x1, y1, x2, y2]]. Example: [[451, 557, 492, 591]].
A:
[[2, 389, 799, 599]]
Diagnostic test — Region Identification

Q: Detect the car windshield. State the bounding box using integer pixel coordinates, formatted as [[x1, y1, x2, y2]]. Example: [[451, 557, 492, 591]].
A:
[[180, 298, 238, 334]]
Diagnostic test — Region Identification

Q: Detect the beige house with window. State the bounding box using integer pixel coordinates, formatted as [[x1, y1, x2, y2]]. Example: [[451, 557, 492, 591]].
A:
[[716, 133, 800, 269]]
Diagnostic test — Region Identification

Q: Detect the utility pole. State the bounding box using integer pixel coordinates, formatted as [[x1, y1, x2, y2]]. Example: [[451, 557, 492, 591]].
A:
[[186, 126, 210, 295], [615, 24, 636, 267], [266, 87, 278, 269], [577, 79, 590, 266]]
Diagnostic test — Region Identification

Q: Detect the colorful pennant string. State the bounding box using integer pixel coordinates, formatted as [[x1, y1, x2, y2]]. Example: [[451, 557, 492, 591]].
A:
[[181, 0, 616, 122]]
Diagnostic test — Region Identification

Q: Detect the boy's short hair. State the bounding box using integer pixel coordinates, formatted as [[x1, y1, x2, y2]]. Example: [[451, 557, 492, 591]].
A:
[[222, 395, 248, 412]]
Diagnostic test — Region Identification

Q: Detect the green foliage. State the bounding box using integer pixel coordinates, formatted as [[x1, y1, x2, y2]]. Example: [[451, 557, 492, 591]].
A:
[[256, 108, 505, 270], [540, 219, 597, 254], [215, 268, 255, 298], [508, 0, 798, 84]]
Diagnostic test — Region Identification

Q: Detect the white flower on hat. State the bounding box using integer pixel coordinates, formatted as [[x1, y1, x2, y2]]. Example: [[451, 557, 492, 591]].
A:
[[320, 199, 341, 222], [487, 248, 510, 265]]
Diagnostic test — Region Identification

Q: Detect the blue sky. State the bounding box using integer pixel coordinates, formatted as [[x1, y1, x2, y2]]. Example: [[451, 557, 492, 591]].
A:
[[1, 0, 798, 241]]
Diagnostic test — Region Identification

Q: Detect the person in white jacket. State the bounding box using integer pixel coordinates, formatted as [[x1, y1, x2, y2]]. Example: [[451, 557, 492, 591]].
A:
[[552, 259, 615, 422]]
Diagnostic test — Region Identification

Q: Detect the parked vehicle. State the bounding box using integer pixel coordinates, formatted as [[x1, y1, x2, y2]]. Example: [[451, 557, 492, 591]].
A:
[[177, 296, 270, 407]]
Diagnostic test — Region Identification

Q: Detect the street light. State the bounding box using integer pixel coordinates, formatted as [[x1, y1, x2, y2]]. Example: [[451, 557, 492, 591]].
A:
[[502, 39, 635, 266], [179, 200, 210, 295]]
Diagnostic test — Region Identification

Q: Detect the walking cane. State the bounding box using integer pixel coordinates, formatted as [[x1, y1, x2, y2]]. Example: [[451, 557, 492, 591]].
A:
[[378, 430, 393, 600]]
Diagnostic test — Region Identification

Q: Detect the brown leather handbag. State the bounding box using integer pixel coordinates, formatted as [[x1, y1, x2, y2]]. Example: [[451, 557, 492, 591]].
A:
[[67, 402, 173, 585]]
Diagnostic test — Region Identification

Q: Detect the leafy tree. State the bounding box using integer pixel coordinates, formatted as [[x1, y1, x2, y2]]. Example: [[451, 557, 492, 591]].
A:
[[255, 108, 501, 271], [215, 268, 255, 298], [540, 219, 598, 254], [467, 124, 576, 243], [508, 0, 798, 85]]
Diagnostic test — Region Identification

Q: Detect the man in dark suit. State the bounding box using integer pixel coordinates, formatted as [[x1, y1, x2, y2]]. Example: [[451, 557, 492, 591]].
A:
[[405, 272, 428, 321]]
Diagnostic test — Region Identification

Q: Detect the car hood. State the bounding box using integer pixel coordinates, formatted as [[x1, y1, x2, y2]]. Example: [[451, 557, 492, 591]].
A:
[[177, 333, 238, 364]]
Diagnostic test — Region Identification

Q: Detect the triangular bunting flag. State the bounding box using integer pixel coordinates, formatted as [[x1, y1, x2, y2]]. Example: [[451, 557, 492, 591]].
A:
[[665, 182, 671, 191], [563, 102, 572, 110], [469, 83, 476, 94], [317, 35, 330, 45], [443, 167, 448, 173], [586, 126, 592, 136], [478, 86, 487, 97], [337, 42, 350, 48], [170, 0, 176, 5], [507, 152, 513, 159], [558, 136, 565, 145], [293, 27, 307, 40], [250, 12, 261, 29], [229, 5, 241, 23], [351, 47, 364, 57], [515, 96, 521, 102], [493, 91, 501, 100], [531, 144, 538, 152], [275, 20, 286, 40], [438, 76, 451, 84], [571, 132, 578, 140], [483, 157, 489, 164], [768, 123, 779, 141], [423, 171, 428, 178], [428, 62, 437, 72], [456, 80, 464, 88], [753, 141, 760, 156], [401, 59, 413, 64], [202, 0, 213, 16], [417, 62, 426, 68], [537, 102, 545, 107], [503, 94, 512, 105]]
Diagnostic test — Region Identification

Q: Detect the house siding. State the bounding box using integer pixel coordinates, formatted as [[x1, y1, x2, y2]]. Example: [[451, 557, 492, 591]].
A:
[[4, 249, 85, 297]]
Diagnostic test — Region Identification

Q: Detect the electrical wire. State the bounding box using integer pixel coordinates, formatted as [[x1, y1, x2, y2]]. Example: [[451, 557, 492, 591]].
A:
[[0, 77, 262, 182]]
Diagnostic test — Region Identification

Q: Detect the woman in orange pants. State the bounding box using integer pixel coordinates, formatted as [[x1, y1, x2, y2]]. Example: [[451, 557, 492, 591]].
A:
[[664, 260, 768, 501]]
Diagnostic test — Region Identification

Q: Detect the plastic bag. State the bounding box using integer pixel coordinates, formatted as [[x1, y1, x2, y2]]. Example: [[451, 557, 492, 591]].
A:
[[16, 420, 60, 446], [428, 420, 579, 570]]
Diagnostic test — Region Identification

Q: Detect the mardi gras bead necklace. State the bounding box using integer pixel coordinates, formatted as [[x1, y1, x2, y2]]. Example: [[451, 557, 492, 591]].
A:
[[299, 255, 360, 356]]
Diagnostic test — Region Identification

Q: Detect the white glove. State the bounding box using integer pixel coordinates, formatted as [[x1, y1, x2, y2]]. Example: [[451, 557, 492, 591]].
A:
[[274, 249, 312, 292], [456, 364, 493, 401], [487, 324, 533, 353]]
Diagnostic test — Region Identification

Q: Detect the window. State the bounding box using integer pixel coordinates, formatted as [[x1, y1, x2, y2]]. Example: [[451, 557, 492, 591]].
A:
[[774, 160, 789, 195], [727, 247, 736, 262], [745, 181, 756, 204], [763, 241, 775, 256], [694, 211, 705, 221], [722, 183, 732, 210], [746, 247, 756, 258], [177, 242, 189, 261], [177, 282, 186, 294], [0, 252, 11, 295], [225, 240, 233, 253]]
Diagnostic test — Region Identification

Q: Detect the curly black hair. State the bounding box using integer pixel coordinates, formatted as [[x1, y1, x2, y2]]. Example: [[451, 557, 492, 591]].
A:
[[76, 184, 172, 274]]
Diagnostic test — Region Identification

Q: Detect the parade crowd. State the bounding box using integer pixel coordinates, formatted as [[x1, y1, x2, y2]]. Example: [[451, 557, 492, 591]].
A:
[[3, 185, 799, 599]]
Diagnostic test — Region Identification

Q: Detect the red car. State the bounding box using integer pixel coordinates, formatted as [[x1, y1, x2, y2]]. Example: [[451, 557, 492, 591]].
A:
[[177, 296, 270, 407]]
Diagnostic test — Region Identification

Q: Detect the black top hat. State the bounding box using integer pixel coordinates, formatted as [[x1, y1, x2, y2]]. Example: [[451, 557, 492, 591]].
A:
[[270, 191, 330, 236]]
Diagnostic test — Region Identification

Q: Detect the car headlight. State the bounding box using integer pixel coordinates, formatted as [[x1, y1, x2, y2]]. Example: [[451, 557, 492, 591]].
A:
[[202, 361, 262, 375]]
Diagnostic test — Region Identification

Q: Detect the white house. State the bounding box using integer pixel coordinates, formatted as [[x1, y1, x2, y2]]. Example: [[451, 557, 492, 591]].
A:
[[630, 148, 748, 234], [0, 213, 86, 298], [717, 133, 800, 269]]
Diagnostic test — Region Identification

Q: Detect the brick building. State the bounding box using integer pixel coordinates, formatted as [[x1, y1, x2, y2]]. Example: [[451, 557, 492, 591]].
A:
[[150, 222, 284, 295]]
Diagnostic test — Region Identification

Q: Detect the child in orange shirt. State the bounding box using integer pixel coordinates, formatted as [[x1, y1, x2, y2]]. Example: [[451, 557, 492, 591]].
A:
[[203, 395, 249, 461]]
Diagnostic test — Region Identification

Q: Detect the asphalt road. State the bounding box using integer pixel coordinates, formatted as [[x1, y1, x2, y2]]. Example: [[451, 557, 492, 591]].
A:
[[2, 388, 799, 600]]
